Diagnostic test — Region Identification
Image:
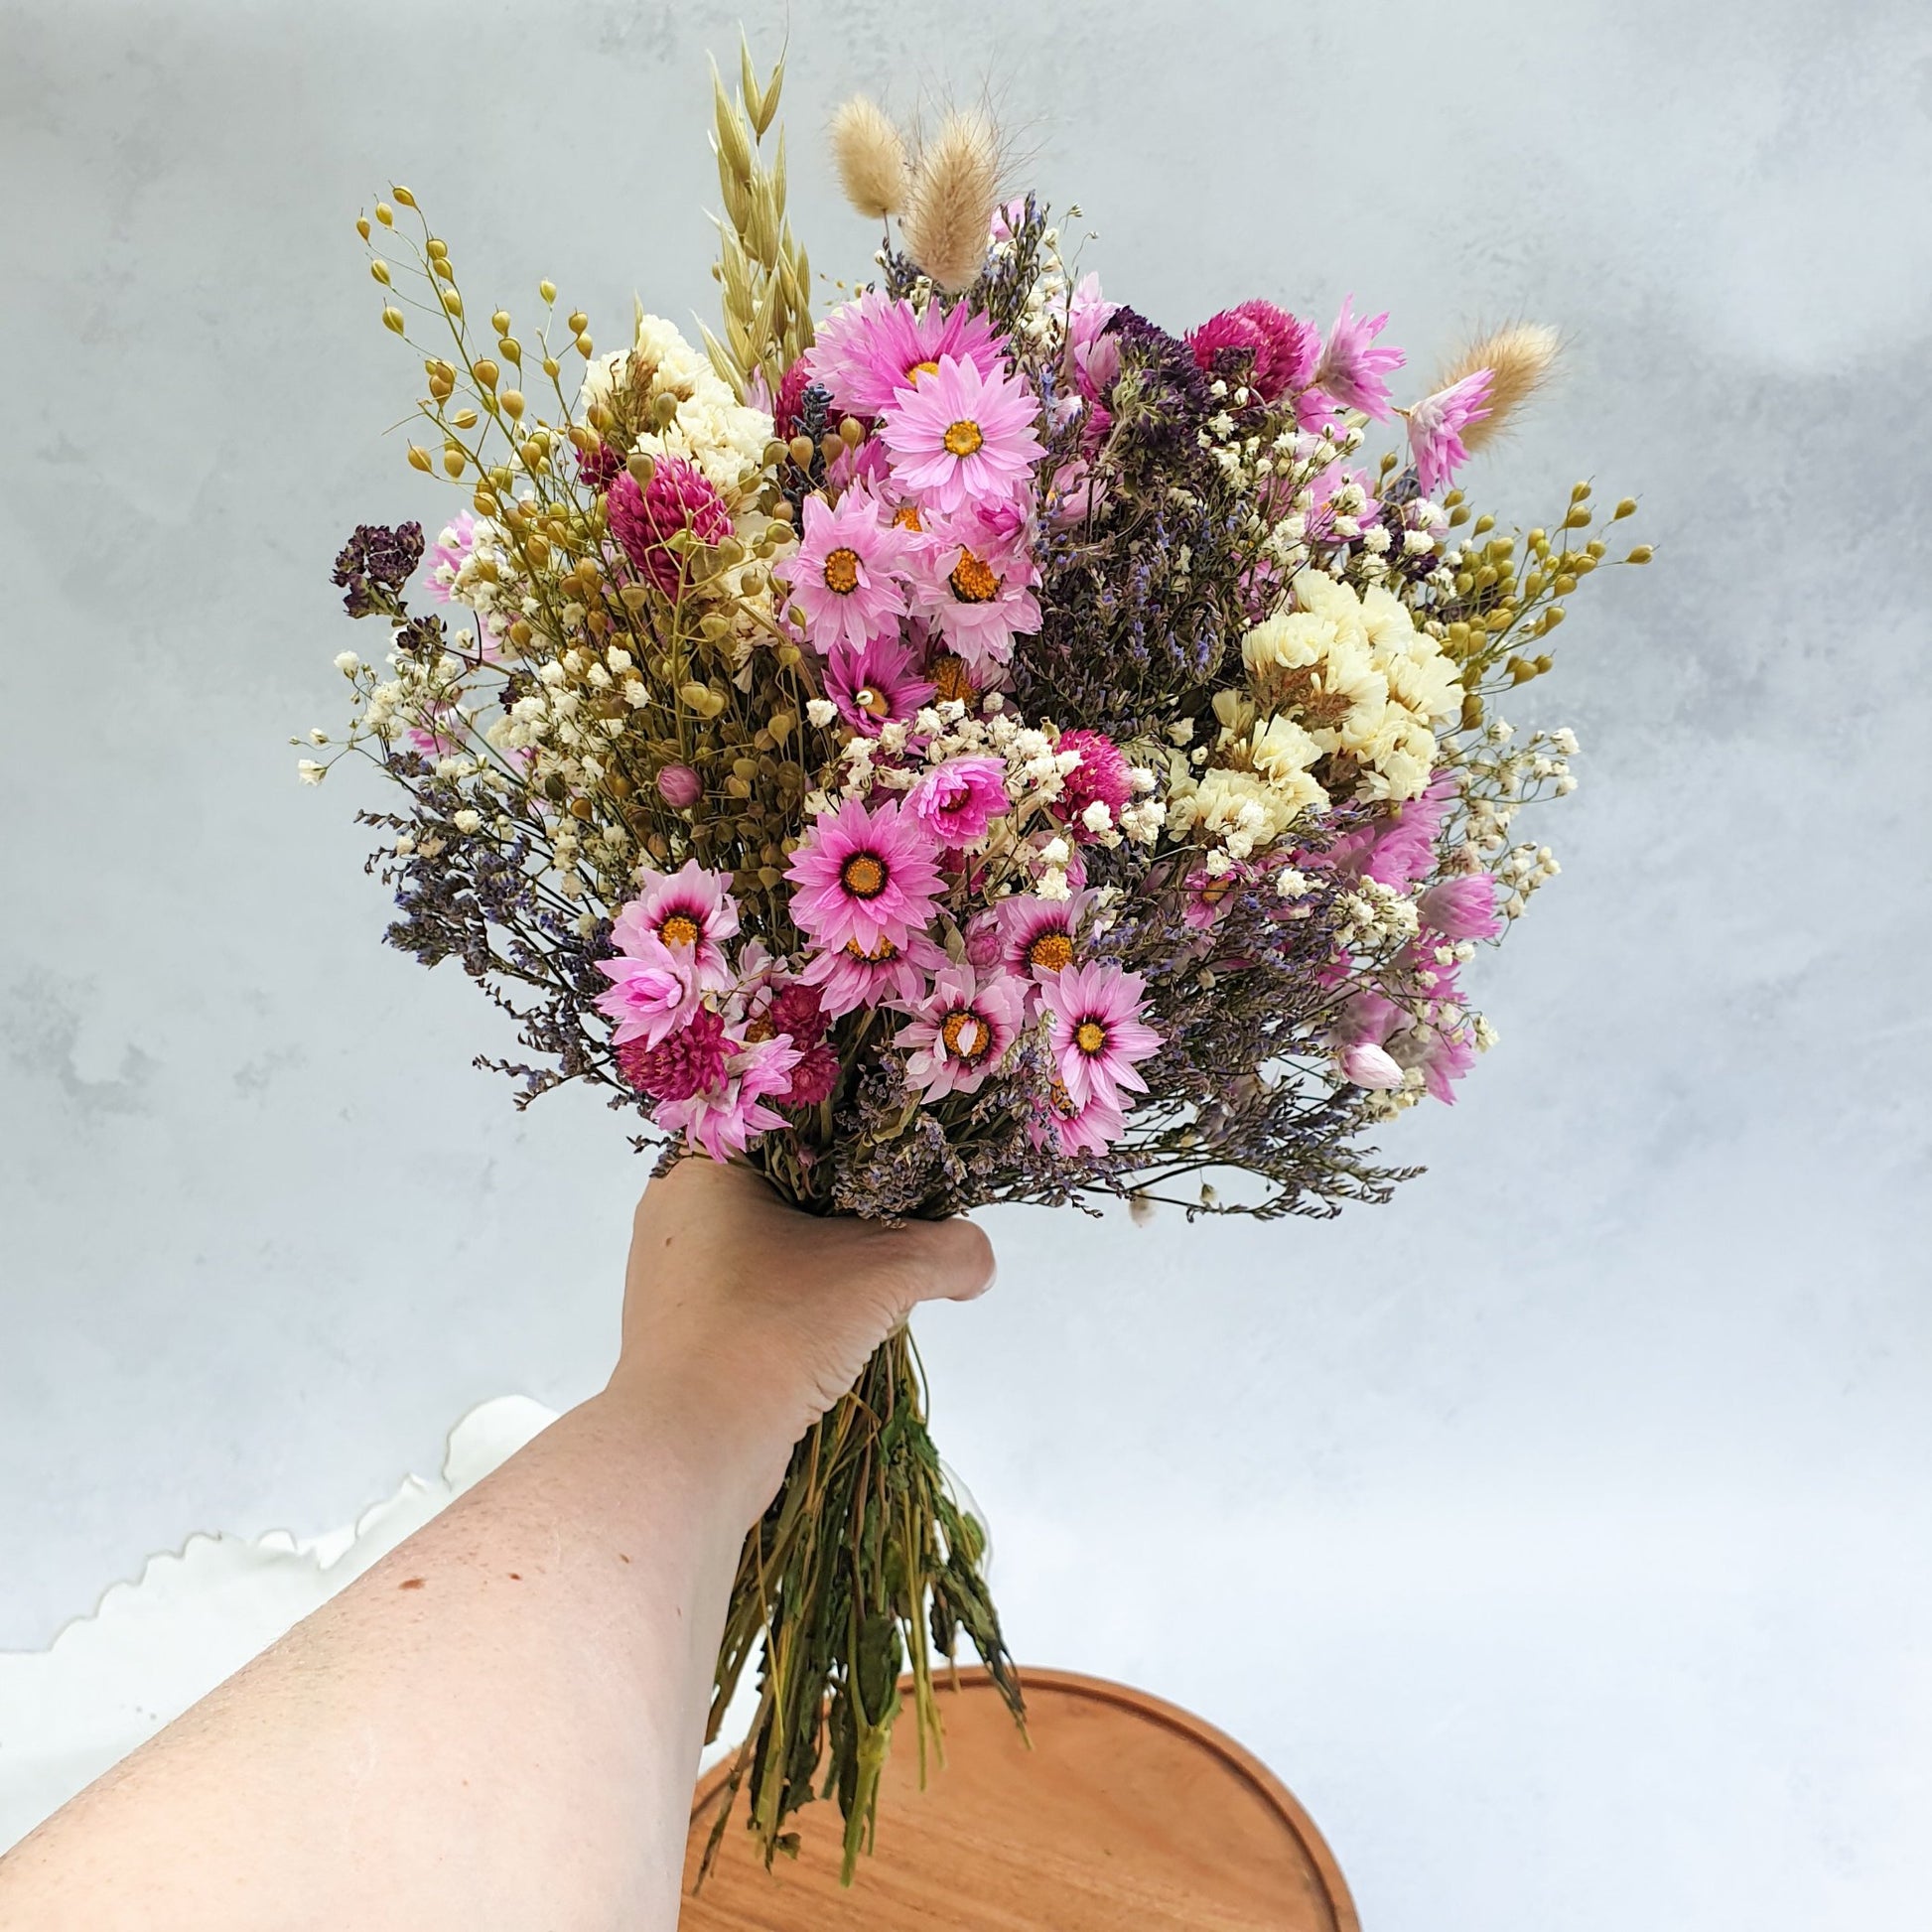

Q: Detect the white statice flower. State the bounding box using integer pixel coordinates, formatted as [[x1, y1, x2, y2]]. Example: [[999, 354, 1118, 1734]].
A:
[[297, 759, 327, 785], [1552, 727, 1580, 755], [805, 697, 839, 728], [1275, 866, 1311, 899], [1247, 714, 1322, 787], [334, 650, 360, 674], [452, 809, 483, 834], [1169, 766, 1307, 850], [1081, 799, 1114, 835]]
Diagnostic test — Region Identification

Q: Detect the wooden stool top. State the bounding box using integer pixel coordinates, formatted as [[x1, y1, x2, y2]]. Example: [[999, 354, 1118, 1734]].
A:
[[681, 1668, 1358, 1930]]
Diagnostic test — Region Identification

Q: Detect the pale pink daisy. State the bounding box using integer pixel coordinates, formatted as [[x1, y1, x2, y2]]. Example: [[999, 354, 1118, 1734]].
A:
[[894, 962, 1028, 1098], [992, 886, 1098, 988], [878, 354, 1045, 514], [1311, 296, 1405, 421], [1031, 1077, 1127, 1158], [1037, 960, 1162, 1111], [594, 949, 698, 1050], [654, 1033, 803, 1161], [611, 861, 740, 992], [906, 757, 1011, 847], [1407, 368, 1495, 495], [775, 489, 909, 654], [799, 930, 946, 1018], [784, 796, 944, 957], [909, 506, 1040, 671], [822, 633, 935, 740], [804, 291, 1008, 418]]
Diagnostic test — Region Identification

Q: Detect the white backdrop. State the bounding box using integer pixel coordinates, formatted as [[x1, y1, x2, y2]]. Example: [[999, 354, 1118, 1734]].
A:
[[3, 2, 1931, 1926]]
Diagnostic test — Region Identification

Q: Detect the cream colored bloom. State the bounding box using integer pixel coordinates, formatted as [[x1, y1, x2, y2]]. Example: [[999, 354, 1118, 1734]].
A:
[[1248, 714, 1322, 784]]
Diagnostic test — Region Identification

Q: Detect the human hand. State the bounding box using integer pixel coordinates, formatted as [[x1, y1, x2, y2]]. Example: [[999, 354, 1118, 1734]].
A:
[[606, 1159, 995, 1525]]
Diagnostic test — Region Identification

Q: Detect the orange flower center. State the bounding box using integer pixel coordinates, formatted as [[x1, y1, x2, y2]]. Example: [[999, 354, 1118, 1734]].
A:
[[907, 358, 941, 382], [928, 652, 977, 703], [1074, 1019, 1108, 1056], [839, 853, 888, 899], [843, 934, 900, 962], [854, 683, 892, 718], [822, 545, 862, 594], [949, 550, 1000, 604], [658, 912, 702, 948], [892, 503, 923, 531], [940, 1011, 990, 1061], [1028, 931, 1074, 973], [942, 419, 985, 459]]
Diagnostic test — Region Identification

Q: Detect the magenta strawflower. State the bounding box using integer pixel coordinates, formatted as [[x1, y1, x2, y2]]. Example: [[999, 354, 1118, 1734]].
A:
[[895, 962, 1028, 1098], [822, 632, 936, 740], [1187, 300, 1317, 403], [654, 1033, 802, 1160], [784, 796, 945, 957], [1053, 729, 1133, 834], [594, 950, 698, 1049], [607, 456, 734, 596], [1407, 368, 1495, 495], [909, 506, 1040, 671], [878, 354, 1045, 514], [906, 757, 1012, 848], [1311, 296, 1405, 421], [611, 860, 741, 991], [799, 930, 945, 1018], [804, 291, 1008, 418], [1418, 874, 1501, 942], [776, 488, 910, 653], [620, 1005, 731, 1101], [655, 763, 703, 809], [1037, 960, 1162, 1110]]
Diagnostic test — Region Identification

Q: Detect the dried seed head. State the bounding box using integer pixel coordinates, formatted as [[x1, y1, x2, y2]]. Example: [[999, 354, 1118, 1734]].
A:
[[901, 108, 1002, 293], [830, 95, 910, 220], [1436, 323, 1561, 455]]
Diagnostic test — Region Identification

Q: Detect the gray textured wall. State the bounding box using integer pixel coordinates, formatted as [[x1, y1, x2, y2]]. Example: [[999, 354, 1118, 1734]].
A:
[[4, 2, 1930, 1925]]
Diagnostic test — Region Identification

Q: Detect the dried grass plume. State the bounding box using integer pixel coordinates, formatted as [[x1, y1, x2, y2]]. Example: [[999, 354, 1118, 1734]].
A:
[[1437, 322, 1561, 453], [902, 107, 1003, 293], [830, 95, 910, 220]]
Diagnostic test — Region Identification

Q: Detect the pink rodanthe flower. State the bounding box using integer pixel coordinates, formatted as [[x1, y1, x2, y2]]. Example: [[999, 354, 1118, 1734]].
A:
[[425, 513, 477, 604], [654, 1033, 803, 1161], [1032, 1078, 1126, 1158], [878, 354, 1045, 514], [594, 951, 698, 1049], [776, 489, 909, 653], [1331, 991, 1405, 1090], [993, 887, 1097, 989], [1037, 960, 1162, 1111], [894, 962, 1028, 1098], [1053, 729, 1132, 835], [1066, 272, 1121, 407], [619, 1005, 731, 1101], [909, 506, 1041, 671], [1407, 368, 1495, 495], [1401, 1018, 1478, 1104], [822, 632, 935, 740], [799, 930, 945, 1018], [906, 757, 1011, 847], [611, 860, 741, 991], [1339, 1038, 1404, 1089], [607, 457, 734, 596], [1418, 874, 1501, 942], [804, 291, 1008, 418], [655, 763, 703, 809], [1182, 861, 1256, 931], [784, 796, 945, 957], [1311, 296, 1405, 422], [1186, 299, 1318, 403]]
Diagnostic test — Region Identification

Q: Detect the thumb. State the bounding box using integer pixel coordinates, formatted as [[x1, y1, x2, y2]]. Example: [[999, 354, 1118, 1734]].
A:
[[897, 1214, 997, 1308]]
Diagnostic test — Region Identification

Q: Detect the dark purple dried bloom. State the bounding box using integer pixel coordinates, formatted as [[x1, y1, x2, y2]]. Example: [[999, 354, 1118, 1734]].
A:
[[333, 521, 424, 618]]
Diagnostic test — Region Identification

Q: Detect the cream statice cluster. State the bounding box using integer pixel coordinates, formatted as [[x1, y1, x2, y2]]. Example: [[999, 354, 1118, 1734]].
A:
[[306, 43, 1646, 1882]]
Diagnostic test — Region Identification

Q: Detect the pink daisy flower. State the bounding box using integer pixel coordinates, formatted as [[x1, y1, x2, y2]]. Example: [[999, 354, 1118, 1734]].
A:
[[799, 929, 946, 1018], [1182, 861, 1257, 931], [654, 1033, 803, 1161], [1311, 297, 1405, 422], [804, 291, 1008, 419], [878, 354, 1045, 514], [607, 456, 735, 597], [1037, 959, 1162, 1111], [784, 796, 944, 957], [991, 886, 1098, 988], [775, 489, 910, 654], [822, 632, 935, 740], [611, 860, 741, 992], [909, 506, 1041, 672], [594, 950, 698, 1049], [1031, 1077, 1127, 1158], [906, 757, 1012, 848], [1407, 368, 1495, 496], [1397, 1017, 1478, 1105], [894, 962, 1028, 1098]]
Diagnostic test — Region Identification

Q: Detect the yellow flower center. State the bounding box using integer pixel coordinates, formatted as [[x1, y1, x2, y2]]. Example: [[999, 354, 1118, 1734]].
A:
[[658, 912, 702, 948], [1074, 1019, 1108, 1056], [1028, 931, 1074, 973], [949, 550, 1000, 604], [854, 683, 892, 719], [907, 358, 941, 381], [840, 853, 888, 899], [892, 503, 923, 531], [822, 545, 862, 595], [843, 934, 900, 962], [928, 651, 977, 704], [940, 1011, 990, 1061], [942, 418, 985, 459]]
